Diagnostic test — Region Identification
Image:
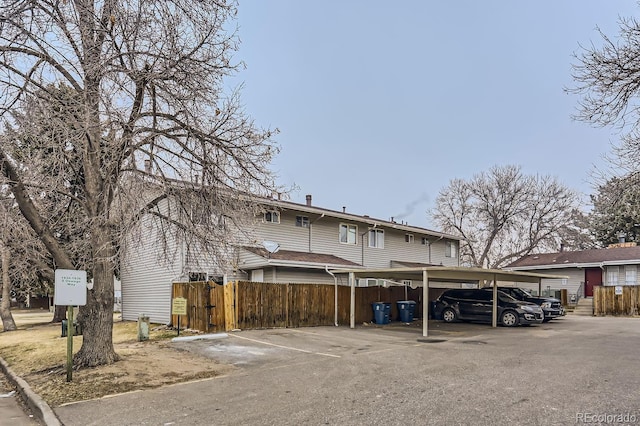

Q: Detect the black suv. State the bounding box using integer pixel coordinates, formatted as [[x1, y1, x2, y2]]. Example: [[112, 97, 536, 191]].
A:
[[484, 287, 565, 322], [432, 288, 544, 327]]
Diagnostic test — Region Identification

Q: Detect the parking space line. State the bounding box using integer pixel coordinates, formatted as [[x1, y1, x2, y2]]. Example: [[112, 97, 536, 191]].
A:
[[228, 334, 341, 358]]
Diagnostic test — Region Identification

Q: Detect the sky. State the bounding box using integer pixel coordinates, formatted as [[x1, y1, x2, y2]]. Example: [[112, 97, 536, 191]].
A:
[[228, 1, 639, 230]]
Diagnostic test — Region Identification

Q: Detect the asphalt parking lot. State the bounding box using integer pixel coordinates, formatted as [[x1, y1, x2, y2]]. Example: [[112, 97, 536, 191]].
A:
[[55, 316, 640, 426]]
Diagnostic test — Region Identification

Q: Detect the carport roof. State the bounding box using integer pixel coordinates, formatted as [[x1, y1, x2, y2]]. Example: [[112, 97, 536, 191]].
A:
[[329, 265, 569, 283]]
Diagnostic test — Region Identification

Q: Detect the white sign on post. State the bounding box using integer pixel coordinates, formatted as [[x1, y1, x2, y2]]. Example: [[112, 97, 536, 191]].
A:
[[54, 269, 87, 306]]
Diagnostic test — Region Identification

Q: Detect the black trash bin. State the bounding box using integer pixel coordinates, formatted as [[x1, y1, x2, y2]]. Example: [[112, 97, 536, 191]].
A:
[[397, 300, 416, 323], [372, 302, 391, 324]]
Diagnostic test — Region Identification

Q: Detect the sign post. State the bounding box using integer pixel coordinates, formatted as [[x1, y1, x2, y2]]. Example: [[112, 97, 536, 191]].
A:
[[54, 269, 87, 382], [172, 297, 187, 336]]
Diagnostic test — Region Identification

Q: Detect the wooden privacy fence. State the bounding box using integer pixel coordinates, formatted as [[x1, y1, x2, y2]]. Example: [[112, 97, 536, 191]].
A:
[[172, 281, 428, 332], [593, 286, 640, 316]]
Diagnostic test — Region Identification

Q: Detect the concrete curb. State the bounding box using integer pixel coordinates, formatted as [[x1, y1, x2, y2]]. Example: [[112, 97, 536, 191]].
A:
[[0, 356, 62, 426]]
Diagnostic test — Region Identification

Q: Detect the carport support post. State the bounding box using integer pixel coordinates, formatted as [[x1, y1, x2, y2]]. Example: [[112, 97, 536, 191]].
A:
[[492, 274, 498, 328], [422, 269, 429, 337], [538, 278, 542, 297], [349, 272, 355, 329]]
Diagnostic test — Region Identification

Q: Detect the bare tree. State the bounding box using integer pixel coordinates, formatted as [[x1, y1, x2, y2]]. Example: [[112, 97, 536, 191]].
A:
[[431, 165, 579, 268], [570, 15, 640, 184], [0, 1, 280, 366]]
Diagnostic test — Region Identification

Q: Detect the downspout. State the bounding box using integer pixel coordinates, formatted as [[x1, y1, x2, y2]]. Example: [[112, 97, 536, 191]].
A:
[[325, 266, 338, 326]]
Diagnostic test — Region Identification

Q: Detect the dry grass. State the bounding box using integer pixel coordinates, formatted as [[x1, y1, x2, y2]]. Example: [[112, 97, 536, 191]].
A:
[[0, 310, 233, 407]]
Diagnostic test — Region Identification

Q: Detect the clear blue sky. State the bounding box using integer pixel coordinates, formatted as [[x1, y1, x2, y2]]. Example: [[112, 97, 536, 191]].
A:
[[230, 1, 638, 229]]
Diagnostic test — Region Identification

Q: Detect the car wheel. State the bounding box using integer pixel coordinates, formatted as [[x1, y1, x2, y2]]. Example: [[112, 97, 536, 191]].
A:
[[500, 310, 519, 327], [442, 308, 457, 323]]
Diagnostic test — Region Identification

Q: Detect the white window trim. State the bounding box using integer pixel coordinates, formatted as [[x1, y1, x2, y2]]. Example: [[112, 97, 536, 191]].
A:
[[445, 241, 457, 258], [405, 234, 414, 243], [625, 265, 637, 285], [607, 266, 619, 286], [264, 210, 280, 224], [296, 215, 309, 228], [339, 223, 358, 245], [368, 229, 384, 249]]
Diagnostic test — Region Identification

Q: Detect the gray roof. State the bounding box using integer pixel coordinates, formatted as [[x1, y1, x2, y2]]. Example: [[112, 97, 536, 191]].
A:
[[506, 245, 640, 269], [243, 247, 361, 267]]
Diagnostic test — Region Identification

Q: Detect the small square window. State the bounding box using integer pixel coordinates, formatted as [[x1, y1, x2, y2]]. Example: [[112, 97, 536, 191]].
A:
[[296, 215, 309, 227], [405, 234, 414, 243], [339, 223, 357, 244], [264, 211, 280, 223], [421, 237, 429, 245]]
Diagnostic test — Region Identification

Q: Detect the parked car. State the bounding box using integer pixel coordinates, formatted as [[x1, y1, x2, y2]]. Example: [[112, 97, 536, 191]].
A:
[[432, 288, 544, 327], [483, 287, 565, 322]]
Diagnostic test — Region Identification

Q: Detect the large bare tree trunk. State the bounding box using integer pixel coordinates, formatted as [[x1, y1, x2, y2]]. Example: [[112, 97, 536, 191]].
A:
[[0, 245, 17, 332], [74, 225, 118, 366]]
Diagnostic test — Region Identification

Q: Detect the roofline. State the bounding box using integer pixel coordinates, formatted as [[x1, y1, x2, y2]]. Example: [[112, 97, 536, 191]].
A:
[[244, 258, 365, 270], [261, 198, 463, 241], [506, 259, 640, 271], [327, 266, 569, 282]]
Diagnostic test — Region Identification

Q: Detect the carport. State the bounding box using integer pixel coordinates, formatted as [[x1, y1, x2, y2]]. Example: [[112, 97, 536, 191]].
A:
[[332, 266, 568, 337]]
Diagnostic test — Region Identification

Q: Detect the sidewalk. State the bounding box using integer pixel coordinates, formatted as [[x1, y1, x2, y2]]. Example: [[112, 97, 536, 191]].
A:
[[0, 386, 41, 426], [0, 357, 59, 426]]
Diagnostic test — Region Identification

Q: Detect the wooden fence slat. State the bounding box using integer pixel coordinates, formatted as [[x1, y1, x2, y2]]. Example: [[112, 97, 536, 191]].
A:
[[593, 286, 640, 316]]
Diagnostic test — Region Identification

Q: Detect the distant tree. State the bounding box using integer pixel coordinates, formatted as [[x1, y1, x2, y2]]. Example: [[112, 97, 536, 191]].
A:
[[0, 0, 280, 367], [570, 14, 640, 191], [556, 208, 599, 251], [431, 165, 579, 268], [588, 176, 640, 245]]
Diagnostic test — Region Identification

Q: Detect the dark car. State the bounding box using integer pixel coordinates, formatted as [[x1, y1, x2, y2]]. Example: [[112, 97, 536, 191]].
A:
[[484, 287, 565, 322], [432, 288, 544, 327]]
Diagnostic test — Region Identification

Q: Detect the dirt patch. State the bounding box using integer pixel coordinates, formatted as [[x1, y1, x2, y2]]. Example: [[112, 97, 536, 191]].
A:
[[0, 310, 234, 407]]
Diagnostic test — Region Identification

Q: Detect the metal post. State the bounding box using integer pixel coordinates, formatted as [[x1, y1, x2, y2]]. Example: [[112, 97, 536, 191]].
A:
[[349, 272, 355, 329], [66, 305, 73, 382], [422, 269, 429, 337], [492, 274, 498, 328]]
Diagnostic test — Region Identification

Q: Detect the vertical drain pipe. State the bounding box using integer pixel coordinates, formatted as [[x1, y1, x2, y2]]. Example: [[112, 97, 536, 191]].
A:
[[326, 266, 338, 326]]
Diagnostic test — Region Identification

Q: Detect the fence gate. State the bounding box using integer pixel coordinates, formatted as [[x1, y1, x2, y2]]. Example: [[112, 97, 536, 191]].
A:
[[172, 281, 226, 333]]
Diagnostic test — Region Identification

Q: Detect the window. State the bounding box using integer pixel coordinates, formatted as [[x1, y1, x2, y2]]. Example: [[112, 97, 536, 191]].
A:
[[445, 241, 457, 258], [368, 229, 384, 248], [607, 266, 619, 285], [625, 266, 637, 285], [421, 237, 429, 245], [296, 215, 309, 227], [405, 234, 414, 243], [339, 223, 357, 244], [264, 210, 280, 223], [189, 272, 207, 282]]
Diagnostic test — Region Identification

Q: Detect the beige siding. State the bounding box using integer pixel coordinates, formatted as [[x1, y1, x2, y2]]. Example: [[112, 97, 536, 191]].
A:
[[269, 267, 336, 284], [120, 207, 183, 324], [246, 213, 460, 268]]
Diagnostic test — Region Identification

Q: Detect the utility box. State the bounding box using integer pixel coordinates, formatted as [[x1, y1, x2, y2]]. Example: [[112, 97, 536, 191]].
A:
[[137, 314, 150, 341], [61, 320, 82, 337]]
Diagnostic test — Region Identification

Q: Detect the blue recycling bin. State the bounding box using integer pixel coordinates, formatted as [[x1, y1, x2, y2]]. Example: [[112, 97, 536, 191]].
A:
[[372, 302, 391, 324], [397, 300, 416, 323]]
